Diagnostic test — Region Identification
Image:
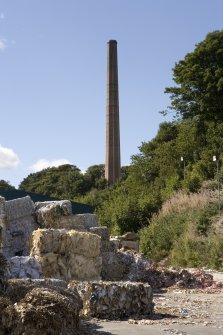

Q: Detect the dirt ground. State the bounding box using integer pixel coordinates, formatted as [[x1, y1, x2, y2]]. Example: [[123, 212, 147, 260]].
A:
[[82, 287, 223, 335]]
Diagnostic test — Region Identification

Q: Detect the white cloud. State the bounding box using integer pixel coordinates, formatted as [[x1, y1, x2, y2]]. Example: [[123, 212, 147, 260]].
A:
[[0, 38, 7, 51], [0, 13, 5, 20], [30, 159, 71, 172], [0, 145, 20, 169]]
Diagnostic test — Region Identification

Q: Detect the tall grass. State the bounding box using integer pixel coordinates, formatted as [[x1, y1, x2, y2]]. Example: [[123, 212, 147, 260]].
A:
[[159, 190, 209, 217], [140, 190, 223, 269]]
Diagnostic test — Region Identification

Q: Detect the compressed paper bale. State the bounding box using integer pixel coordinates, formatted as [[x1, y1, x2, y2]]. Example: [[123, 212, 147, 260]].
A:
[[60, 230, 101, 258], [56, 215, 87, 231], [119, 232, 139, 241], [0, 297, 12, 334], [109, 238, 120, 250], [38, 254, 102, 281], [0, 253, 7, 279], [67, 254, 102, 281], [5, 196, 35, 221], [35, 200, 72, 214], [37, 254, 62, 281], [1, 196, 37, 257], [35, 201, 73, 228], [89, 227, 110, 241], [101, 240, 116, 253], [71, 214, 98, 230], [7, 256, 42, 279], [120, 240, 139, 251], [101, 251, 134, 281], [2, 287, 81, 335], [69, 281, 153, 319], [30, 229, 65, 256], [5, 278, 68, 303], [31, 230, 102, 281]]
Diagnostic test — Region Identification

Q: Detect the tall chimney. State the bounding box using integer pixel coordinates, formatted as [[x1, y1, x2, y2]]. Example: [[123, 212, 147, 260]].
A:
[[105, 40, 121, 184]]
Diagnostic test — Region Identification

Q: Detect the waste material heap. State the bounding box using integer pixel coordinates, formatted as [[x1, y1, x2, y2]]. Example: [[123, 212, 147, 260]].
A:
[[0, 195, 154, 334]]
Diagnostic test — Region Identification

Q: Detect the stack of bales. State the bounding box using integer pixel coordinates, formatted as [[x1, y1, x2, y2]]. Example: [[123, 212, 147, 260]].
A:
[[30, 229, 102, 281]]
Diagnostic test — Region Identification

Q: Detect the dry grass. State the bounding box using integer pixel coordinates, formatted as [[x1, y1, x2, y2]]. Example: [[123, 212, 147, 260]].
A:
[[159, 190, 210, 217]]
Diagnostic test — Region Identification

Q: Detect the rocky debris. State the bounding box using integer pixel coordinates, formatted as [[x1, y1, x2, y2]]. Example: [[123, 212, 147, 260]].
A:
[[31, 229, 102, 281], [69, 281, 153, 319], [0, 196, 37, 257], [7, 256, 42, 279], [1, 287, 82, 335]]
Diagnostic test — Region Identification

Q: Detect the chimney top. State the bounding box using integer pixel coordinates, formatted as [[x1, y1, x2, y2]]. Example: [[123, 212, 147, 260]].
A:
[[108, 40, 117, 44]]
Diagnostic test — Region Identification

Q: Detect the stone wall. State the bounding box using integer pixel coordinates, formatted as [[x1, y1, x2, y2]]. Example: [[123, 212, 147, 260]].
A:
[[31, 229, 102, 281]]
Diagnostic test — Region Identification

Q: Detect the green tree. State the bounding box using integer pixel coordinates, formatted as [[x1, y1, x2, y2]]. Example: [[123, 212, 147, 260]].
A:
[[19, 164, 88, 199], [0, 180, 15, 191], [84, 164, 107, 190], [165, 31, 223, 122]]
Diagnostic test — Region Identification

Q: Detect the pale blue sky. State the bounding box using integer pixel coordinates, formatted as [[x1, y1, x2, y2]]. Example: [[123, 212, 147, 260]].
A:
[[0, 0, 223, 187]]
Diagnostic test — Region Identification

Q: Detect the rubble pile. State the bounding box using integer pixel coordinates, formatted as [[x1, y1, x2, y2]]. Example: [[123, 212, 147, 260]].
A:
[[69, 281, 153, 319], [31, 229, 102, 281], [100, 248, 223, 290], [187, 269, 214, 288]]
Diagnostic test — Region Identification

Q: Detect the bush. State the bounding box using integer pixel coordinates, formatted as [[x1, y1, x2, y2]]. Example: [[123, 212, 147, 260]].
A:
[[170, 232, 209, 267]]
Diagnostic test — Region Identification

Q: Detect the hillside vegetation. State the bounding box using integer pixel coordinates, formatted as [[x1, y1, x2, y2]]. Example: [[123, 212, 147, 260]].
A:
[[2, 30, 223, 269]]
